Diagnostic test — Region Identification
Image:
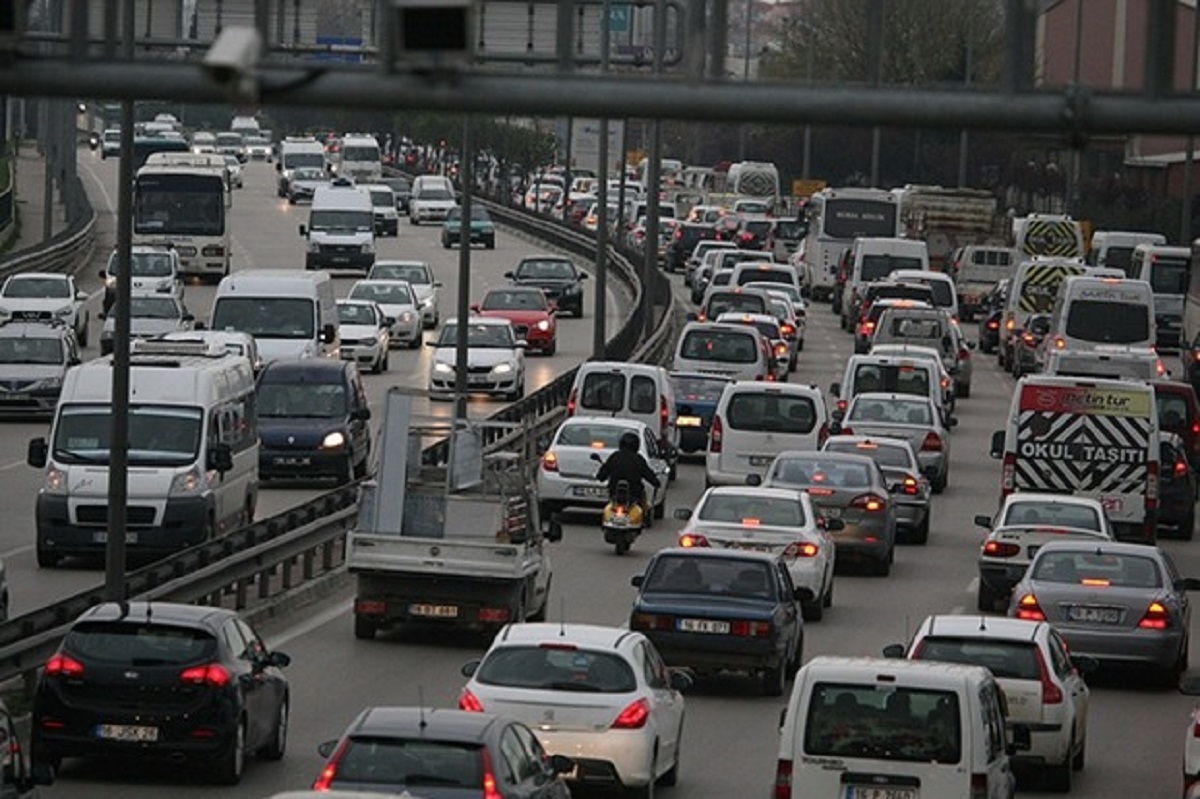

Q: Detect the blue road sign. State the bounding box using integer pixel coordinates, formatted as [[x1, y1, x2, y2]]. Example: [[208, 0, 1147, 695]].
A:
[[609, 4, 630, 33]]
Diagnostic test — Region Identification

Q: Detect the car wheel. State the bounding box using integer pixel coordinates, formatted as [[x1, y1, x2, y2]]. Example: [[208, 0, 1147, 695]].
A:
[[1072, 734, 1085, 771], [873, 551, 892, 577], [912, 514, 930, 545], [654, 495, 666, 520], [1180, 504, 1196, 541], [801, 595, 823, 622], [659, 729, 681, 787], [544, 341, 557, 356], [36, 543, 60, 569], [353, 453, 369, 480], [822, 578, 833, 608], [932, 471, 947, 494], [259, 696, 288, 761], [977, 579, 1000, 612], [407, 335, 421, 350], [354, 615, 377, 640], [1045, 749, 1072, 792], [486, 237, 495, 250], [629, 751, 657, 799], [956, 381, 971, 399], [211, 717, 246, 785], [762, 658, 786, 697], [442, 238, 450, 249], [337, 455, 355, 485]]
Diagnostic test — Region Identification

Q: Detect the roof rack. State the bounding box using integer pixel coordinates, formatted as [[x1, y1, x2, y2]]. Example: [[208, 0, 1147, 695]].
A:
[[131, 338, 229, 358]]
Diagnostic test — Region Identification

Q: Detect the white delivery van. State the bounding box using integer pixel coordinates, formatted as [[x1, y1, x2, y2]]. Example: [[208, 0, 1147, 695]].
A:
[[1130, 244, 1190, 351], [998, 257, 1089, 371], [673, 321, 773, 382], [841, 237, 930, 330], [276, 137, 328, 197], [950, 245, 1018, 320], [565, 361, 680, 472], [1047, 275, 1154, 353], [27, 346, 259, 567], [300, 179, 376, 272], [989, 375, 1160, 543], [776, 656, 1017, 799], [1086, 230, 1166, 275], [706, 381, 828, 486], [208, 269, 339, 361]]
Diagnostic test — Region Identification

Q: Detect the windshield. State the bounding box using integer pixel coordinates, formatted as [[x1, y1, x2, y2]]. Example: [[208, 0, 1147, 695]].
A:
[[128, 296, 182, 319], [1149, 260, 1189, 295], [134, 180, 224, 236], [476, 646, 636, 692], [805, 684, 962, 764], [53, 404, 203, 466], [679, 330, 759, 364], [822, 200, 898, 239], [1031, 551, 1161, 588], [0, 336, 62, 364], [3, 277, 70, 299], [671, 375, 729, 402], [337, 302, 379, 326], [257, 381, 346, 418], [1064, 301, 1150, 344], [309, 209, 373, 233], [1003, 501, 1101, 531], [557, 421, 629, 447], [861, 255, 924, 282], [848, 396, 933, 426], [369, 264, 431, 285], [736, 269, 793, 287], [435, 323, 514, 348], [481, 290, 546, 311], [643, 554, 777, 598], [768, 456, 874, 488], [215, 133, 241, 147], [350, 282, 414, 306], [211, 297, 315, 339], [284, 153, 325, 170], [333, 738, 482, 789], [418, 188, 453, 201], [516, 259, 576, 280], [708, 294, 767, 317], [292, 168, 325, 181], [698, 493, 806, 526]]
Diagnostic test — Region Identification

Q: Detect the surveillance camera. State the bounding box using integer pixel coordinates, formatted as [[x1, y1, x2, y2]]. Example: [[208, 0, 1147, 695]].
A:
[[202, 26, 263, 89]]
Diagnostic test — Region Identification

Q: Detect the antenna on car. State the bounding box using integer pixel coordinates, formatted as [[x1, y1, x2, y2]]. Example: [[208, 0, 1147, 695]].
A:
[[559, 598, 566, 636], [418, 686, 427, 730]]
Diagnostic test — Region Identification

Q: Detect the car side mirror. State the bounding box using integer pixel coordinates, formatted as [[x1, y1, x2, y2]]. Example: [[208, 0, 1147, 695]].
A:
[[320, 323, 337, 344], [831, 408, 845, 423], [183, 313, 195, 323], [470, 303, 480, 313], [828, 421, 843, 436], [967, 340, 977, 350], [461, 659, 481, 677], [317, 740, 339, 758], [76, 290, 89, 302], [673, 508, 692, 521], [98, 270, 108, 280], [543, 517, 563, 542], [28, 437, 48, 469], [207, 442, 234, 474], [630, 574, 644, 587], [504, 270, 515, 279], [668, 668, 694, 692], [590, 452, 603, 463], [881, 643, 905, 659], [989, 430, 1004, 459], [267, 650, 291, 668], [974, 514, 992, 528], [823, 518, 845, 532], [515, 340, 528, 349], [355, 407, 372, 421], [579, 272, 589, 280], [298, 224, 307, 237]]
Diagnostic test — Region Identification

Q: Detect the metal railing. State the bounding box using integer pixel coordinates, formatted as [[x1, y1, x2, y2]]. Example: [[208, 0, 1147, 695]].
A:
[[0, 172, 96, 280]]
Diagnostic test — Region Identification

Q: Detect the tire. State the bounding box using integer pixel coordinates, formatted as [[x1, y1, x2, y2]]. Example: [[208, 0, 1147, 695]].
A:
[[353, 453, 369, 480], [486, 238, 496, 250], [659, 733, 680, 787], [822, 579, 833, 608], [614, 538, 631, 556], [1180, 504, 1196, 541], [957, 381, 971, 399], [801, 596, 823, 622], [36, 543, 60, 569], [407, 335, 421, 350], [654, 496, 666, 520], [288, 196, 296, 205], [1045, 750, 1072, 792], [1072, 735, 1085, 771], [932, 472, 947, 494], [77, 316, 89, 348], [629, 752, 657, 799], [912, 514, 930, 545], [544, 341, 557, 356], [762, 658, 786, 697], [211, 717, 246, 785], [874, 551, 892, 577], [337, 455, 355, 485], [259, 697, 288, 760], [977, 580, 1000, 612], [354, 615, 377, 640]]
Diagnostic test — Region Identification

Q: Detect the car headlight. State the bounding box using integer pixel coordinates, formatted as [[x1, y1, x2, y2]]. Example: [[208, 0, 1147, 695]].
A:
[[54, 306, 73, 319], [492, 362, 514, 374], [321, 431, 346, 450], [536, 320, 551, 332], [43, 466, 67, 495], [400, 311, 414, 323], [362, 242, 374, 254], [433, 361, 454, 374], [29, 377, 63, 391], [169, 465, 210, 497]]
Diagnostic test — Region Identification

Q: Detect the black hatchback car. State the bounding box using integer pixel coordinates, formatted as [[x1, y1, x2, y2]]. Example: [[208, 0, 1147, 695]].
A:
[[313, 707, 573, 796], [32, 602, 290, 785], [505, 256, 588, 318], [665, 222, 718, 274], [256, 358, 372, 483], [629, 547, 804, 697]]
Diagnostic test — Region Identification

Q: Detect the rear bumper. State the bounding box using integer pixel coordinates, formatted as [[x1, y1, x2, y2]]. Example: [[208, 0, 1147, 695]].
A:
[[534, 729, 656, 789], [643, 629, 792, 674], [1057, 625, 1183, 670]]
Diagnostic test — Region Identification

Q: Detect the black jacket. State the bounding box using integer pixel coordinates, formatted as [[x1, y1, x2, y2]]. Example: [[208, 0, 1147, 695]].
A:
[[596, 448, 661, 501]]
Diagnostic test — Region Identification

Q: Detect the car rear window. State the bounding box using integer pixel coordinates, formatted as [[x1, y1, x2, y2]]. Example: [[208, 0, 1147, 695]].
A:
[[66, 622, 218, 666], [1002, 502, 1101, 531], [1156, 392, 1192, 433], [860, 255, 924, 282], [848, 397, 932, 426], [475, 646, 637, 693], [580, 373, 625, 412], [726, 392, 817, 433], [824, 440, 912, 468], [913, 638, 1040, 681], [768, 457, 873, 488], [557, 422, 628, 448], [804, 684, 961, 764], [1064, 301, 1150, 344], [850, 365, 931, 398], [671, 375, 729, 402], [707, 293, 767, 317], [1031, 551, 1161, 588], [882, 314, 944, 340], [679, 330, 759, 364], [337, 738, 483, 787], [643, 554, 776, 598], [697, 493, 807, 527], [736, 269, 793, 288], [923, 280, 954, 308]]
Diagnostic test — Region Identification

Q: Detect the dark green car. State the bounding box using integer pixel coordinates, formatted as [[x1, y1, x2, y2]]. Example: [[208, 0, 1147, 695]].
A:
[[441, 205, 496, 249]]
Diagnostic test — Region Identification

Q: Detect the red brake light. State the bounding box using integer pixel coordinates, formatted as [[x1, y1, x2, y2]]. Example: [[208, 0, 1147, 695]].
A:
[[902, 476, 920, 495], [482, 746, 503, 799], [986, 320, 1000, 330], [1034, 647, 1063, 704], [45, 653, 85, 678], [180, 663, 231, 687], [781, 323, 796, 337], [1016, 593, 1046, 621], [850, 493, 886, 512], [730, 620, 773, 637], [983, 540, 1020, 558], [541, 451, 559, 472], [1192, 421, 1200, 436], [459, 688, 485, 712], [921, 432, 943, 452], [679, 533, 710, 548], [566, 388, 578, 416], [710, 415, 723, 453], [612, 698, 651, 729], [1138, 601, 1171, 630], [660, 395, 670, 431], [783, 541, 819, 558], [313, 761, 338, 790], [774, 759, 794, 799], [1176, 459, 1189, 477]]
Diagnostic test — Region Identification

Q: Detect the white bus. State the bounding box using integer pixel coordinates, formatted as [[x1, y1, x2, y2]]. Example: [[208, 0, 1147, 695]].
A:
[[799, 187, 901, 301], [133, 164, 232, 284]]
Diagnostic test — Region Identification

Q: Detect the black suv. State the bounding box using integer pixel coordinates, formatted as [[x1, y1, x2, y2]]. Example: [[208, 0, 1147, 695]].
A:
[[505, 256, 588, 318], [256, 358, 372, 483], [665, 222, 718, 274], [32, 602, 290, 785]]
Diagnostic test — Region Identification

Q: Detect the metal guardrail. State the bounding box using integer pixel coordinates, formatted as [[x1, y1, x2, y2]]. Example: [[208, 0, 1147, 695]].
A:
[[0, 172, 96, 280]]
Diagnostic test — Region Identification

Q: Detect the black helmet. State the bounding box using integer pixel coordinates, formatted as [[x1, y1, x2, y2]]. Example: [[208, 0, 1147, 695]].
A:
[[619, 431, 639, 452]]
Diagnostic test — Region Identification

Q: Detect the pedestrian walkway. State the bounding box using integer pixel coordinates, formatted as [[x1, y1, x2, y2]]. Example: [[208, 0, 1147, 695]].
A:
[[7, 142, 66, 254]]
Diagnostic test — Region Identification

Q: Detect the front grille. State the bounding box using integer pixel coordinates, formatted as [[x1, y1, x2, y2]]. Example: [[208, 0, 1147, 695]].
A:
[[0, 380, 38, 392], [468, 365, 493, 375], [77, 505, 156, 526], [12, 310, 51, 322], [321, 244, 360, 255]]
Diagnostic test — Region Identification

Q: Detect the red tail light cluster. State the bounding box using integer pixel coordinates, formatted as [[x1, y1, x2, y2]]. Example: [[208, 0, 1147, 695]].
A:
[[982, 540, 1020, 558], [312, 739, 350, 790], [541, 451, 559, 472], [630, 612, 675, 631], [566, 389, 578, 416], [783, 541, 819, 558], [679, 533, 710, 547], [180, 663, 232, 687], [921, 432, 943, 452], [709, 416, 724, 453], [1034, 647, 1063, 703], [850, 493, 886, 512], [1138, 601, 1171, 630], [482, 747, 504, 799], [612, 698, 651, 729], [1016, 593, 1046, 621], [45, 653, 85, 678], [730, 620, 773, 637], [459, 689, 485, 712], [774, 759, 793, 799]]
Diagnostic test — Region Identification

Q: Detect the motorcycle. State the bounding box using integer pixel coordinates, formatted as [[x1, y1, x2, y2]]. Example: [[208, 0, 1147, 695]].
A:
[[87, 131, 101, 151], [601, 480, 645, 556]]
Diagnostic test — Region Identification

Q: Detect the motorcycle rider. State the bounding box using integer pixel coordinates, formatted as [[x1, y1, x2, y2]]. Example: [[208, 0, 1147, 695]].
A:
[[597, 431, 661, 518]]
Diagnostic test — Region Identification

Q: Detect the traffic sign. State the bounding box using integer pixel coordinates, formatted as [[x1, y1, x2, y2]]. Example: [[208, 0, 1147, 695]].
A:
[[609, 4, 630, 33]]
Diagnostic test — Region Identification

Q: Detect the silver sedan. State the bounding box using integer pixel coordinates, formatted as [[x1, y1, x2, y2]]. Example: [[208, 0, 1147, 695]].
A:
[[833, 392, 954, 494]]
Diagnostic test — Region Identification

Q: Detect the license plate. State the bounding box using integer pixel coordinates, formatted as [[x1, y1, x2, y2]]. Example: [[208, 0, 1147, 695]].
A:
[[0, 394, 28, 401], [273, 456, 310, 467], [96, 724, 159, 742], [677, 618, 730, 634], [409, 604, 458, 618], [1099, 496, 1124, 513], [1068, 606, 1120, 624], [93, 531, 138, 544], [331, 256, 350, 264], [573, 485, 608, 498], [748, 455, 774, 466], [733, 542, 774, 553], [847, 787, 917, 799], [677, 416, 702, 427]]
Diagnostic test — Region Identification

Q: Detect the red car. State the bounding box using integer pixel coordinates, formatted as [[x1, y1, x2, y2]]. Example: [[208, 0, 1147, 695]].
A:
[[471, 286, 559, 355]]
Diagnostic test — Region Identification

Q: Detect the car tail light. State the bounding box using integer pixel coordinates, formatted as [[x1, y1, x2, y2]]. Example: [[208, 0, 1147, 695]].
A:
[[970, 772, 988, 799], [731, 620, 773, 637], [566, 389, 578, 416], [660, 395, 670, 432], [1157, 358, 1169, 377], [817, 422, 829, 446], [481, 747, 504, 799], [541, 451, 559, 472], [1021, 332, 1035, 345], [1005, 317, 1015, 331], [1192, 420, 1200, 436], [679, 533, 710, 547], [775, 342, 788, 358], [459, 688, 485, 712], [44, 653, 84, 678], [1176, 459, 1189, 477], [1034, 646, 1064, 704], [860, 320, 876, 336], [1147, 460, 1159, 511], [1016, 593, 1046, 621], [781, 323, 796, 337], [1138, 601, 1172, 630], [850, 493, 886, 512], [982, 540, 1020, 558], [612, 698, 651, 729], [899, 476, 920, 495], [774, 759, 793, 799], [312, 739, 349, 790], [710, 416, 724, 453], [739, 232, 755, 244], [630, 612, 674, 631], [1054, 336, 1066, 349], [920, 432, 943, 452], [180, 663, 232, 687], [479, 607, 510, 623], [986, 319, 1000, 330], [1001, 452, 1015, 495], [783, 541, 819, 558]]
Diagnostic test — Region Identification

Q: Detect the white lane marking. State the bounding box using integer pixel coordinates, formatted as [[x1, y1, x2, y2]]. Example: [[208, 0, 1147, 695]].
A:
[[267, 597, 353, 650], [78, 159, 115, 213], [952, 605, 965, 614], [0, 545, 33, 559], [0, 460, 25, 472], [966, 576, 979, 594]]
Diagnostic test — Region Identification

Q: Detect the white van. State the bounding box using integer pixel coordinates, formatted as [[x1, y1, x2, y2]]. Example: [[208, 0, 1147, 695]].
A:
[[27, 348, 259, 567], [409, 175, 458, 224], [565, 361, 680, 469], [300, 180, 376, 272], [706, 381, 828, 486], [1087, 230, 1166, 275], [1131, 244, 1190, 351], [1047, 274, 1154, 353], [776, 656, 1017, 799], [208, 269, 339, 361], [998, 257, 1089, 371], [673, 321, 774, 382], [841, 237, 930, 329], [833, 354, 949, 422], [887, 268, 960, 321], [334, 133, 382, 183], [276, 137, 327, 197], [730, 262, 802, 296]]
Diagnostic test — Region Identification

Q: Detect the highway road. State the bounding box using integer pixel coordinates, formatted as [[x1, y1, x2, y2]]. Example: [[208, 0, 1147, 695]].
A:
[[21, 153, 1200, 799], [0, 151, 629, 620]]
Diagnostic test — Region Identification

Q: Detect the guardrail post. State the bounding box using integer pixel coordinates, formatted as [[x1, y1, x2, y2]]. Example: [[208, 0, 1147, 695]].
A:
[[235, 578, 249, 610], [303, 549, 315, 580], [282, 557, 294, 591], [322, 539, 335, 571], [258, 567, 272, 599]]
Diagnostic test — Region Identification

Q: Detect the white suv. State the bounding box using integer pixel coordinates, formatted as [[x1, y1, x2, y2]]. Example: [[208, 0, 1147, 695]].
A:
[[459, 623, 689, 797], [886, 614, 1096, 793], [0, 273, 90, 347]]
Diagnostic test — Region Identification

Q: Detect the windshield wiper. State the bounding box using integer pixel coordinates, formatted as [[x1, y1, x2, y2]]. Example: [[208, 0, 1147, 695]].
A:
[[55, 449, 108, 463]]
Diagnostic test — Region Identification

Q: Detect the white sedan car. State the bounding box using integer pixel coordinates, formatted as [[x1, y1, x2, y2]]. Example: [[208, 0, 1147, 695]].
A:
[[367, 260, 442, 328], [0, 272, 90, 347], [537, 416, 671, 523], [427, 316, 525, 401], [459, 623, 688, 797], [673, 485, 835, 621], [346, 279, 422, 348], [336, 299, 389, 373]]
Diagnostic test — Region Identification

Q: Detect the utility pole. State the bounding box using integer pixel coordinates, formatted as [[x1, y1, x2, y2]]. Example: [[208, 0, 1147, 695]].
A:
[[594, 0, 614, 357], [1182, 2, 1200, 243], [866, 0, 884, 187]]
